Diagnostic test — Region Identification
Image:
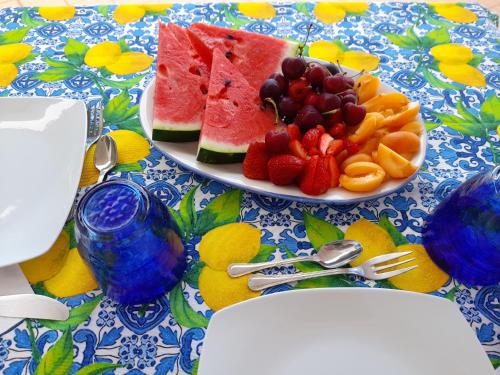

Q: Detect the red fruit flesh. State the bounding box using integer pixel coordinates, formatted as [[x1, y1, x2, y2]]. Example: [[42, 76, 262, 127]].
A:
[[335, 149, 349, 165], [267, 155, 306, 185], [289, 139, 308, 159], [345, 139, 360, 155], [287, 123, 302, 141], [329, 122, 346, 138], [327, 155, 340, 188], [327, 139, 345, 156], [243, 142, 270, 180], [299, 155, 331, 196], [319, 133, 334, 155]]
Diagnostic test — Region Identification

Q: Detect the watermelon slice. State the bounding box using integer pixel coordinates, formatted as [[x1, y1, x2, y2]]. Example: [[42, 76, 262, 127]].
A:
[[152, 22, 210, 142], [188, 22, 299, 90], [197, 49, 276, 163]]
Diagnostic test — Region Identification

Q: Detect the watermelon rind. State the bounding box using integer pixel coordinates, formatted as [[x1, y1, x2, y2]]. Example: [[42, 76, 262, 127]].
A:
[[152, 128, 200, 142], [196, 147, 245, 163]]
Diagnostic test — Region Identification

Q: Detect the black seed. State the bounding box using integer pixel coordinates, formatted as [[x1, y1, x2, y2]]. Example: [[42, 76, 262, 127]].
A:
[[225, 51, 233, 59], [227, 34, 235, 40], [224, 79, 231, 87]]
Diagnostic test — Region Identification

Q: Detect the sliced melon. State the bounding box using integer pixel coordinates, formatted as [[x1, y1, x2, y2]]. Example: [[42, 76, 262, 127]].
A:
[[152, 22, 210, 142], [196, 49, 275, 163]]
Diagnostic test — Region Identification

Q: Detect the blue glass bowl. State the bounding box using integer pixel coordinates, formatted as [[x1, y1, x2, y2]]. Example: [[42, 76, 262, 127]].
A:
[[423, 166, 500, 285], [75, 179, 186, 304]]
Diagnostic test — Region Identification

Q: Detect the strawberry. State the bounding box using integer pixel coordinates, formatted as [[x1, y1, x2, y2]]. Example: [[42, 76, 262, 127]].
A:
[[267, 155, 306, 186], [299, 155, 331, 196], [309, 147, 320, 156], [243, 142, 270, 180], [289, 139, 308, 159], [329, 122, 346, 138], [335, 149, 349, 166], [301, 128, 321, 150], [325, 110, 343, 127], [327, 155, 340, 188], [319, 133, 334, 155], [326, 139, 345, 156], [345, 139, 360, 155], [287, 123, 302, 141], [316, 124, 326, 135]]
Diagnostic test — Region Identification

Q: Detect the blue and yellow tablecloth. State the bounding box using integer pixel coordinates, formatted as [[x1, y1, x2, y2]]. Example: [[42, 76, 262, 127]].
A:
[[0, 2, 499, 374]]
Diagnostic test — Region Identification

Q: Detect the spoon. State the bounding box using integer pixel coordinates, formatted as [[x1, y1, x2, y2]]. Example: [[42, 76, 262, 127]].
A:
[[227, 240, 362, 277], [94, 134, 117, 183]]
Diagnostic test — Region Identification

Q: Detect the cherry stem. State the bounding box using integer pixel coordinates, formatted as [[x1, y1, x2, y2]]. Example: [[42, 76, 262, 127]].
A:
[[336, 59, 344, 74], [264, 97, 280, 125], [298, 23, 313, 57], [350, 69, 366, 79], [322, 108, 340, 116]]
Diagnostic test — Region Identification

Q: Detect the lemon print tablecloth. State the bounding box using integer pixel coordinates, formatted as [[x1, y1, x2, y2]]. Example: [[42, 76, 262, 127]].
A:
[[0, 2, 499, 374]]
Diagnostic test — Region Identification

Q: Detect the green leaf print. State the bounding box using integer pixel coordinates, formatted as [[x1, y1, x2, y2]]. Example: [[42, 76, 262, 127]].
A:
[[64, 38, 89, 66], [303, 211, 344, 251], [168, 207, 186, 239], [192, 358, 200, 375], [424, 120, 440, 132], [117, 38, 132, 52], [422, 67, 463, 90], [468, 54, 484, 67], [421, 27, 450, 48], [0, 27, 30, 45], [195, 190, 241, 235], [15, 53, 37, 67], [169, 283, 209, 328], [224, 4, 250, 30], [183, 262, 205, 289], [283, 246, 322, 272], [97, 5, 109, 17], [74, 363, 124, 375], [251, 244, 277, 263], [21, 9, 46, 27], [331, 38, 349, 52], [34, 330, 73, 375], [40, 295, 103, 330], [117, 117, 144, 135], [32, 67, 78, 82], [384, 28, 420, 50], [44, 56, 74, 69], [103, 90, 137, 124], [433, 111, 485, 137], [295, 3, 310, 17], [378, 215, 409, 246], [480, 94, 500, 130], [179, 186, 198, 237], [113, 162, 143, 173], [456, 100, 480, 125], [99, 74, 147, 89]]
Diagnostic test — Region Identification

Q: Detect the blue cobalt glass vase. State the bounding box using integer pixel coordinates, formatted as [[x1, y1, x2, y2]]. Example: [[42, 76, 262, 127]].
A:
[[423, 166, 500, 286], [75, 179, 186, 304]]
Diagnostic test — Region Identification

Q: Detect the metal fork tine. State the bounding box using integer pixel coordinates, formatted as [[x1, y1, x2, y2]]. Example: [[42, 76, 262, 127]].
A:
[[377, 265, 418, 279], [97, 101, 103, 136], [91, 102, 98, 136], [374, 257, 416, 272], [367, 251, 413, 266]]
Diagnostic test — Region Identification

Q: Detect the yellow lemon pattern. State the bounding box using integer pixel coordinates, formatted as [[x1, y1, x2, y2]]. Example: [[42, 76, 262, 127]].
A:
[[79, 130, 150, 187], [113, 4, 172, 25], [309, 39, 379, 71], [84, 41, 152, 76], [0, 43, 32, 87], [39, 6, 76, 21], [430, 3, 478, 24], [313, 2, 368, 24], [238, 3, 276, 19], [430, 43, 485, 87]]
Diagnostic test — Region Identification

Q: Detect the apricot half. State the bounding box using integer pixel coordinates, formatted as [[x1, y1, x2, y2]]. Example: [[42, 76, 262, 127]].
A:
[[380, 131, 420, 154], [363, 92, 409, 113], [381, 102, 420, 129], [377, 143, 417, 178]]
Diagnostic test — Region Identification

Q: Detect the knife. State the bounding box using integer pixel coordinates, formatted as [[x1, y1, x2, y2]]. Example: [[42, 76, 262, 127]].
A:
[[0, 294, 69, 321]]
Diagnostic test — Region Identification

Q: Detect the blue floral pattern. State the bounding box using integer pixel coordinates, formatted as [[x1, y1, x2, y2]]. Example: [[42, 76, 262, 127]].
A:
[[0, 2, 499, 374]]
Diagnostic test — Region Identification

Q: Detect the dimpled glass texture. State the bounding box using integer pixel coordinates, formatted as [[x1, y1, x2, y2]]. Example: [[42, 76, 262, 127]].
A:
[[423, 166, 500, 286], [75, 179, 186, 304]]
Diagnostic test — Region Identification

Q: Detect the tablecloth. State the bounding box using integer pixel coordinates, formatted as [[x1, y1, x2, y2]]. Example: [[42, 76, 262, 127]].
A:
[[0, 2, 499, 374]]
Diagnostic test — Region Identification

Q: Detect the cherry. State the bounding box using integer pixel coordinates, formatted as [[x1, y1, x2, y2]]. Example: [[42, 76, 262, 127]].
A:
[[329, 123, 346, 138], [305, 63, 326, 87], [279, 96, 301, 119], [288, 78, 311, 102], [304, 92, 320, 106], [265, 126, 290, 155], [317, 92, 341, 113], [344, 76, 355, 87], [339, 88, 356, 97], [325, 110, 343, 127], [259, 79, 281, 102], [341, 94, 357, 106], [343, 102, 366, 126], [323, 74, 349, 94], [295, 105, 324, 130], [324, 63, 340, 76], [269, 73, 289, 94], [282, 57, 306, 80]]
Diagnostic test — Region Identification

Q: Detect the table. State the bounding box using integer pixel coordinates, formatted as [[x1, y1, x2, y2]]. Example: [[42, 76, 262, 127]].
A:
[[0, 2, 498, 374]]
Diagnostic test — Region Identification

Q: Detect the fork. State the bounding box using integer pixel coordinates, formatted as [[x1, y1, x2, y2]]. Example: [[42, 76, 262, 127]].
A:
[[86, 100, 103, 151], [247, 251, 417, 291], [65, 101, 103, 223]]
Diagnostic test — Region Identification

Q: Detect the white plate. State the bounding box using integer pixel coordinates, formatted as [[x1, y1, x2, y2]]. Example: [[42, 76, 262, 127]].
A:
[[198, 288, 493, 375], [0, 97, 87, 267], [139, 61, 427, 204]]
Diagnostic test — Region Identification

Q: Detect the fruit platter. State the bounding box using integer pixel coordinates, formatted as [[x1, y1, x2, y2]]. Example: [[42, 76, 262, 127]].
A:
[[140, 22, 426, 203]]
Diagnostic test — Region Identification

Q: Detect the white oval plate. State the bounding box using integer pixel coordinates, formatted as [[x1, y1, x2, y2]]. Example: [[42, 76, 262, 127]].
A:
[[139, 60, 427, 204], [198, 288, 494, 375], [0, 97, 87, 267]]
